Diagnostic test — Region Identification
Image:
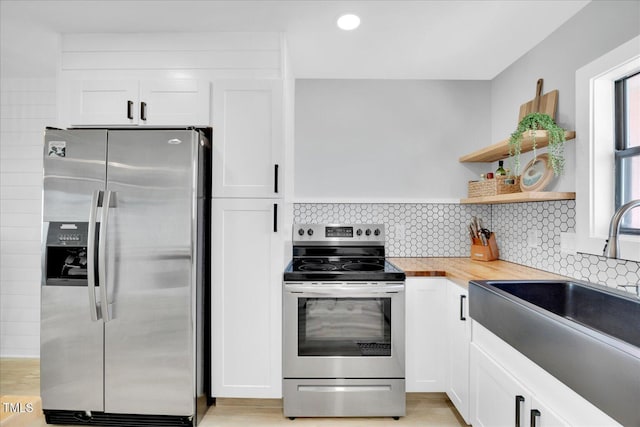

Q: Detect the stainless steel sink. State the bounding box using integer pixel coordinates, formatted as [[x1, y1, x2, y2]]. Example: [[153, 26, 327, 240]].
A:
[[469, 279, 640, 427], [485, 280, 639, 347]]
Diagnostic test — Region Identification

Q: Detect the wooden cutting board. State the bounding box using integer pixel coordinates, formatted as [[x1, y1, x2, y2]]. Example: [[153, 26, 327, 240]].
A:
[[518, 78, 558, 122]]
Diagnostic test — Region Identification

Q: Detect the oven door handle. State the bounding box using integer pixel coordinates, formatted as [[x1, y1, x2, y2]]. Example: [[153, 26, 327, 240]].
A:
[[285, 284, 405, 296]]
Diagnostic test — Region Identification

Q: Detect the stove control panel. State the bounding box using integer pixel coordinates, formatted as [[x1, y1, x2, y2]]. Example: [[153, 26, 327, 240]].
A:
[[293, 223, 385, 244]]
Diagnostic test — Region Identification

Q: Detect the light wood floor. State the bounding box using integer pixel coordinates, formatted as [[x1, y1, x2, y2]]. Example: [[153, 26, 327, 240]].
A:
[[1, 358, 467, 426]]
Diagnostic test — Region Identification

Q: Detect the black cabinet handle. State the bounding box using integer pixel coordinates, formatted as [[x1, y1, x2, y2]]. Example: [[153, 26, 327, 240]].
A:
[[127, 100, 134, 120], [459, 294, 467, 321], [274, 164, 279, 193], [273, 203, 278, 233], [515, 395, 525, 427], [530, 409, 541, 427], [140, 101, 147, 121]]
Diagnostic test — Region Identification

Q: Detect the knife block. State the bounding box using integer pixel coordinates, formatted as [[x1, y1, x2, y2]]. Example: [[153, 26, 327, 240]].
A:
[[470, 233, 499, 262]]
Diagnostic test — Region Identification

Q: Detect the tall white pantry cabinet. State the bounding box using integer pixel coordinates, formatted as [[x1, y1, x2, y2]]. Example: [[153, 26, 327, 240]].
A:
[[56, 33, 293, 399], [211, 79, 286, 398]]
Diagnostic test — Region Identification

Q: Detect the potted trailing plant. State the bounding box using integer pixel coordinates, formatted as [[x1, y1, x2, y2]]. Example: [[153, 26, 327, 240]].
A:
[[508, 112, 567, 176]]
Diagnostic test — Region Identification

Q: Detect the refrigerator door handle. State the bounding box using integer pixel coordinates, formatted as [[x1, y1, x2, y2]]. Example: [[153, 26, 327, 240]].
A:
[[99, 190, 113, 322], [87, 190, 101, 321]]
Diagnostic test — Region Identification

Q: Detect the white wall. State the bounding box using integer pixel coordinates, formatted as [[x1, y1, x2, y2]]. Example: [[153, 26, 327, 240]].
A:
[[490, 0, 640, 192], [294, 79, 490, 201], [0, 78, 56, 357], [59, 32, 282, 80], [294, 2, 640, 200]]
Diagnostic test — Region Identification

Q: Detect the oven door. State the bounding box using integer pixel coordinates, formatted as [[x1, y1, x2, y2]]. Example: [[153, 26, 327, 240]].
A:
[[283, 282, 405, 379]]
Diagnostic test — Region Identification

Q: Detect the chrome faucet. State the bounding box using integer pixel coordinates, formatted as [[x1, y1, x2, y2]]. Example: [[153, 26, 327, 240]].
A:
[[604, 199, 640, 298], [603, 199, 640, 259]]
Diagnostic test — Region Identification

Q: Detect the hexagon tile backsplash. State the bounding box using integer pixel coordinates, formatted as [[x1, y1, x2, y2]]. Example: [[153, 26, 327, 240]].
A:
[[293, 201, 640, 292], [493, 200, 639, 291], [293, 203, 492, 257]]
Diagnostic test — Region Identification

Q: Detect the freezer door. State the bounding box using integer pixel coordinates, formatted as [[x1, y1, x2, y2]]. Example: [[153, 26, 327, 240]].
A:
[[40, 285, 105, 411], [43, 129, 107, 222], [103, 130, 198, 416], [41, 129, 106, 411]]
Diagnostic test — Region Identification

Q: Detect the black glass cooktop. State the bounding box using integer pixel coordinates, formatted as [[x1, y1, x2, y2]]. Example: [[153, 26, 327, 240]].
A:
[[283, 258, 405, 281]]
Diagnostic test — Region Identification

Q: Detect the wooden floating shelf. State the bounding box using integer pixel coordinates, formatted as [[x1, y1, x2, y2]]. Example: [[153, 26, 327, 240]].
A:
[[459, 130, 576, 163], [460, 191, 576, 205]]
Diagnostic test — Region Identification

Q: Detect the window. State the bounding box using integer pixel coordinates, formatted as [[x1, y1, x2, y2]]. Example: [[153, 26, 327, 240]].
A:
[[575, 35, 640, 262], [615, 72, 640, 234]]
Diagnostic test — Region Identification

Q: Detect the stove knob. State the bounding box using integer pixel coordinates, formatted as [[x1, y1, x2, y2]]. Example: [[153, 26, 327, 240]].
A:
[[307, 229, 314, 236], [298, 228, 305, 236], [374, 228, 381, 236], [365, 229, 371, 236]]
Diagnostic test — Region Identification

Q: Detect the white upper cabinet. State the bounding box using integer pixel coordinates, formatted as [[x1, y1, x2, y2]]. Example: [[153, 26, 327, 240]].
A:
[[67, 80, 139, 125], [212, 80, 283, 198], [65, 79, 210, 126], [139, 79, 210, 125]]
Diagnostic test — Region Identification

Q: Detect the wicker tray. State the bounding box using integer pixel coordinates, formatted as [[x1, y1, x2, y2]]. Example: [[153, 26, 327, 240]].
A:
[[468, 176, 521, 198]]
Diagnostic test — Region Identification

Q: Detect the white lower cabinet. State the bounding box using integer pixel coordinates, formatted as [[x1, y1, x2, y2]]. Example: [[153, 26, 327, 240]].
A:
[[405, 277, 446, 392], [471, 343, 569, 427], [407, 278, 621, 426], [445, 281, 471, 424], [470, 322, 620, 427], [211, 198, 283, 398], [530, 396, 572, 427]]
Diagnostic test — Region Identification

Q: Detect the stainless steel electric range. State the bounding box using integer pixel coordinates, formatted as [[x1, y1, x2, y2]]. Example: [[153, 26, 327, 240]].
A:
[[283, 224, 406, 419]]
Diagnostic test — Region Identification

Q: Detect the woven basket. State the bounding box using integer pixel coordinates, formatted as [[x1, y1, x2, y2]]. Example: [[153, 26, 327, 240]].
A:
[[468, 176, 521, 198]]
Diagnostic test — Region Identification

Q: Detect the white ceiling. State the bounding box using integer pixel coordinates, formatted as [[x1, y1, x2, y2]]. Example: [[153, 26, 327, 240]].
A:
[[0, 0, 590, 79]]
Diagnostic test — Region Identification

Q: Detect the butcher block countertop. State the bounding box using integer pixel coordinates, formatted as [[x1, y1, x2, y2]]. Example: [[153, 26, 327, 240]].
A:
[[388, 257, 568, 289]]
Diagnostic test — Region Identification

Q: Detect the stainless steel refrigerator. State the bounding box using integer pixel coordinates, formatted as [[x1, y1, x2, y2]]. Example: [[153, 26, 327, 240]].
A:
[[41, 127, 211, 426]]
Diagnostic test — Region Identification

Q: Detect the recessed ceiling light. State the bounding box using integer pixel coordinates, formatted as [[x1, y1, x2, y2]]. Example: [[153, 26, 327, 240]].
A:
[[337, 14, 360, 31]]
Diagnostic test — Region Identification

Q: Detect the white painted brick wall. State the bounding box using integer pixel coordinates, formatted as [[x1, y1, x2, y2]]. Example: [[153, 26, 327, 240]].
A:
[[0, 78, 56, 357]]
